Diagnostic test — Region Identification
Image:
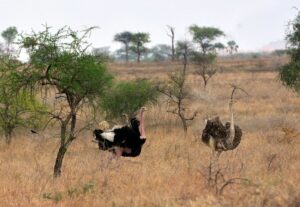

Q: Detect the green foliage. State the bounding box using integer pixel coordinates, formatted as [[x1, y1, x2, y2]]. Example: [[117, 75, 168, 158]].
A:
[[101, 80, 157, 119], [162, 72, 188, 100], [42, 192, 63, 203], [0, 56, 46, 144], [19, 26, 113, 104], [272, 49, 286, 56], [280, 61, 300, 91], [114, 31, 133, 44], [114, 31, 134, 62], [175, 41, 192, 60], [189, 25, 225, 87], [130, 32, 150, 62], [280, 10, 300, 92], [0, 43, 4, 55], [191, 51, 216, 65], [44, 181, 96, 202], [147, 44, 171, 61], [67, 188, 80, 198], [189, 25, 224, 54], [131, 33, 150, 47], [18, 26, 113, 177], [82, 181, 96, 193], [1, 26, 18, 46], [286, 11, 300, 58], [92, 47, 112, 62], [226, 40, 239, 55]]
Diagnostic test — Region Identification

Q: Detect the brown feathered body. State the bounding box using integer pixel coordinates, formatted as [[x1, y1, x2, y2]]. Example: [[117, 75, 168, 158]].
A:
[[202, 117, 242, 152]]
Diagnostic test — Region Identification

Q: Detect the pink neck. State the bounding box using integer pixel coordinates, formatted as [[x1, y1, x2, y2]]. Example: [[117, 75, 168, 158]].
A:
[[139, 110, 146, 138]]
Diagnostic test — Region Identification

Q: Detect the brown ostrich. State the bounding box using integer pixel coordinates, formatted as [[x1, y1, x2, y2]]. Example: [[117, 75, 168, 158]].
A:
[[201, 86, 246, 157]]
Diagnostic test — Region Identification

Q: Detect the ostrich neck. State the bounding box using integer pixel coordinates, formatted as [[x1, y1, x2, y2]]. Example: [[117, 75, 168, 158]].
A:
[[139, 110, 146, 138], [228, 102, 235, 145]]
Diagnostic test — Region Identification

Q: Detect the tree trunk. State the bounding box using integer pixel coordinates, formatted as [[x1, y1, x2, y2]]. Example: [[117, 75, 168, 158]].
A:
[[5, 131, 12, 145], [53, 112, 77, 177], [167, 26, 175, 61], [179, 115, 188, 137], [171, 35, 175, 61], [137, 47, 141, 63], [201, 66, 208, 88], [4, 128, 13, 145], [53, 145, 67, 177], [203, 77, 208, 88], [53, 123, 67, 177], [125, 44, 129, 63]]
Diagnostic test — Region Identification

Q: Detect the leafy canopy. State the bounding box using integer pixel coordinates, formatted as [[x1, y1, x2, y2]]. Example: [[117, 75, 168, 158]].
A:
[[114, 31, 133, 44], [130, 32, 150, 53], [1, 26, 18, 45], [189, 25, 224, 53], [0, 56, 46, 141], [18, 26, 113, 102], [280, 10, 300, 92]]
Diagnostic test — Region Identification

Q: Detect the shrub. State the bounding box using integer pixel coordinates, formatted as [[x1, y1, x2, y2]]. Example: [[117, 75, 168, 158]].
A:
[[100, 79, 158, 119]]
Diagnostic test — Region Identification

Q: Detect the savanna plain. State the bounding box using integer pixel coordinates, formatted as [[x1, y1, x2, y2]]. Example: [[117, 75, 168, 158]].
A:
[[0, 56, 299, 207]]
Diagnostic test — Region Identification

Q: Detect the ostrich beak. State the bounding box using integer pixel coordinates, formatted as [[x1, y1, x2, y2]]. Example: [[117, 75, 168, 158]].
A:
[[141, 106, 147, 111]]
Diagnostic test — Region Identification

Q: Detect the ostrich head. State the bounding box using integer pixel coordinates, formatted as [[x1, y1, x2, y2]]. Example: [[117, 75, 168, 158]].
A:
[[140, 106, 147, 112], [98, 121, 110, 131]]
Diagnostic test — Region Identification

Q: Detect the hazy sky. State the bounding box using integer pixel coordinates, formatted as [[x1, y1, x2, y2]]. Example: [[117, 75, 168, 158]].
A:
[[0, 0, 299, 52]]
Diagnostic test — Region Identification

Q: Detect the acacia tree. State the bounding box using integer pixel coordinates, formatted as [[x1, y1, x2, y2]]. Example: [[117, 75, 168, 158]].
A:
[[19, 26, 113, 177], [0, 57, 45, 144], [1, 26, 18, 54], [130, 32, 150, 63], [158, 41, 197, 135], [280, 10, 300, 91], [114, 31, 133, 63], [0, 28, 45, 145], [226, 40, 239, 55], [189, 25, 225, 88]]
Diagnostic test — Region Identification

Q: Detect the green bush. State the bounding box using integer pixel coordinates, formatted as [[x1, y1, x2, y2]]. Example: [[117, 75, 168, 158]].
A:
[[280, 10, 300, 91], [100, 79, 158, 119]]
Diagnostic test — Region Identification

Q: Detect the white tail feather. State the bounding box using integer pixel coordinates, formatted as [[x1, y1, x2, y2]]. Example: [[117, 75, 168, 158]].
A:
[[101, 132, 115, 142]]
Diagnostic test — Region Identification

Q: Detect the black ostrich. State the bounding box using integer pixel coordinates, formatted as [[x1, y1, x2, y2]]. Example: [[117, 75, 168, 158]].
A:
[[201, 86, 245, 157], [93, 107, 147, 157]]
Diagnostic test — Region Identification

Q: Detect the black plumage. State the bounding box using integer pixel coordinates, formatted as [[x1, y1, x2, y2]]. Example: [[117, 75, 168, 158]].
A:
[[93, 118, 146, 157]]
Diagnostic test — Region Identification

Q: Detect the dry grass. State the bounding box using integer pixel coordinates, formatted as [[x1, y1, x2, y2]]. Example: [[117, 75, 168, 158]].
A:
[[0, 58, 300, 207]]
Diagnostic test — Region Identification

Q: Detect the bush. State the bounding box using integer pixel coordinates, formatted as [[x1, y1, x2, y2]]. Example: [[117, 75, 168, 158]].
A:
[[280, 10, 300, 92], [100, 79, 158, 119]]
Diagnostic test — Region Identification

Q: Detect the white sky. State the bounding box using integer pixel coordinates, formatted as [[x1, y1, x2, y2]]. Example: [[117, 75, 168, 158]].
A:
[[0, 0, 299, 52]]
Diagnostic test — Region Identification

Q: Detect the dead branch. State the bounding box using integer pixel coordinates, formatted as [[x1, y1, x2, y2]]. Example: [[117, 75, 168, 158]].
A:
[[218, 178, 250, 195]]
